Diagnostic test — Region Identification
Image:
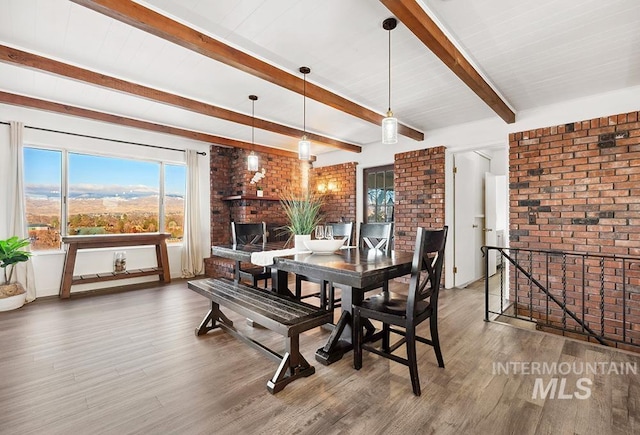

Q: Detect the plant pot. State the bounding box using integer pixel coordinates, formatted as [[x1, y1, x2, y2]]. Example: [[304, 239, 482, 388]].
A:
[[256, 190, 264, 197], [0, 283, 27, 311], [294, 234, 311, 251]]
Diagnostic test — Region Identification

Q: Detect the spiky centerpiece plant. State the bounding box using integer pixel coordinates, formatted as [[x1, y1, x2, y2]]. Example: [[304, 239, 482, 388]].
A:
[[279, 190, 324, 248], [0, 236, 32, 299]]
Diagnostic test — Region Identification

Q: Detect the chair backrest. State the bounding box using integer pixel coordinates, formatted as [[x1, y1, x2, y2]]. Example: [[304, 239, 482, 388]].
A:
[[328, 222, 354, 246], [407, 227, 448, 317], [231, 222, 266, 246], [358, 222, 394, 255]]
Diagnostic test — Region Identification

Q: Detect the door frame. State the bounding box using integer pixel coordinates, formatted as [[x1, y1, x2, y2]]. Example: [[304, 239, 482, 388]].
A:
[[444, 143, 509, 289]]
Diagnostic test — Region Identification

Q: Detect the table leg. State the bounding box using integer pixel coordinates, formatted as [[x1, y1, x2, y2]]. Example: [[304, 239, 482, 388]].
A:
[[59, 244, 78, 299], [315, 284, 362, 365], [156, 239, 171, 282], [272, 268, 295, 298]]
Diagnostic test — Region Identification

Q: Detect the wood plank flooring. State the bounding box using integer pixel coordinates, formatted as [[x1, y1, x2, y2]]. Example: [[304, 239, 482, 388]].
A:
[[0, 278, 638, 434]]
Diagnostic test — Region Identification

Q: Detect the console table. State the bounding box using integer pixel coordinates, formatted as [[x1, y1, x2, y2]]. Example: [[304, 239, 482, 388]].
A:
[[59, 233, 171, 298]]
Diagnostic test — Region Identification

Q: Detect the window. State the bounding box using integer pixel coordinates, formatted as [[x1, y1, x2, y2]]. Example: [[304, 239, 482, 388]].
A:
[[24, 148, 63, 251], [164, 164, 187, 241], [68, 153, 161, 236], [364, 165, 394, 223], [24, 148, 186, 250]]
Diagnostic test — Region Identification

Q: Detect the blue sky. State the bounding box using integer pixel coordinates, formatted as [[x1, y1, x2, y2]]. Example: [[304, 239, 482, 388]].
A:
[[23, 148, 186, 197]]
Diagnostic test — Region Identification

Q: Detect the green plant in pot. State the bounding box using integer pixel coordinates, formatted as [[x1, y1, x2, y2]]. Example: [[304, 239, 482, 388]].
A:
[[0, 236, 32, 310], [279, 190, 324, 250]]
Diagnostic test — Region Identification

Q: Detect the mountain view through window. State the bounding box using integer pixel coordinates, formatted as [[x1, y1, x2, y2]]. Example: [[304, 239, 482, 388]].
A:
[[24, 148, 186, 250]]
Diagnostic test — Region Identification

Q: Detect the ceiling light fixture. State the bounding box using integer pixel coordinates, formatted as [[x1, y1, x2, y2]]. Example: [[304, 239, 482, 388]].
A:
[[298, 66, 311, 161], [247, 94, 259, 171], [382, 17, 398, 145]]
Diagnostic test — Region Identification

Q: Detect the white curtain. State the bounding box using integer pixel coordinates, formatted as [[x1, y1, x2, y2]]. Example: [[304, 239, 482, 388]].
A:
[[8, 122, 37, 302], [180, 149, 204, 278]]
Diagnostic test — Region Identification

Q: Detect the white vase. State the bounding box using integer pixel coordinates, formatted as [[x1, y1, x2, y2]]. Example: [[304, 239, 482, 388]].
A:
[[294, 234, 311, 251], [0, 285, 27, 312]]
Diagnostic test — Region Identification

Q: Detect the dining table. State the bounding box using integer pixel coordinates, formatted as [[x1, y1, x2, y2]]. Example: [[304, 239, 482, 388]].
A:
[[211, 242, 414, 365]]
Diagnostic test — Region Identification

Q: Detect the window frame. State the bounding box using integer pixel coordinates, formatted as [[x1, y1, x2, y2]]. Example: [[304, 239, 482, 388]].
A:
[[23, 145, 186, 250], [363, 164, 395, 224]]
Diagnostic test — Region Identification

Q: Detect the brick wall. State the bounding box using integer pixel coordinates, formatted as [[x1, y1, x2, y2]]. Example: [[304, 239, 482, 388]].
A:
[[311, 162, 357, 223], [394, 147, 446, 253], [230, 149, 307, 199], [209, 146, 233, 246], [510, 110, 640, 253], [205, 148, 359, 277], [509, 110, 640, 350]]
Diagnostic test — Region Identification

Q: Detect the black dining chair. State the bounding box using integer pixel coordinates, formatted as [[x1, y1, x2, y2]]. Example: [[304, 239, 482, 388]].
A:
[[231, 221, 270, 288], [295, 222, 353, 311], [326, 222, 395, 317], [352, 226, 448, 396], [359, 222, 394, 255]]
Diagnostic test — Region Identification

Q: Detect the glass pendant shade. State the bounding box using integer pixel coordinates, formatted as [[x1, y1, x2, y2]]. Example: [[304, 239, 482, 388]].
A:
[[247, 153, 259, 171], [298, 137, 311, 160], [382, 112, 398, 144]]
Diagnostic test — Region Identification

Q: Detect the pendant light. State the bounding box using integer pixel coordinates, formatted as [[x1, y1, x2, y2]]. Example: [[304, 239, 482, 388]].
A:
[[247, 95, 259, 172], [382, 17, 398, 145], [298, 66, 311, 161]]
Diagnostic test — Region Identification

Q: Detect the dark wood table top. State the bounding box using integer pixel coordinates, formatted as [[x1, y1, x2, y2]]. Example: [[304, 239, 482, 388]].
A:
[[211, 243, 413, 290], [275, 248, 413, 289]]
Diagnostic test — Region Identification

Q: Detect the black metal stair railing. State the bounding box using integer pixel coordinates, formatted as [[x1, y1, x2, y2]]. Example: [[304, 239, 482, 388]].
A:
[[482, 246, 640, 350]]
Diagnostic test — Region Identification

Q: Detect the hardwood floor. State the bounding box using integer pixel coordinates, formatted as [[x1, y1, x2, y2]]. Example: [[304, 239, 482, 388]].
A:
[[0, 278, 638, 434]]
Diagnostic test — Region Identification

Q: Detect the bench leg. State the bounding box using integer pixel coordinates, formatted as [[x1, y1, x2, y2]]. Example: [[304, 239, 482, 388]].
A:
[[195, 301, 234, 336], [266, 334, 315, 394]]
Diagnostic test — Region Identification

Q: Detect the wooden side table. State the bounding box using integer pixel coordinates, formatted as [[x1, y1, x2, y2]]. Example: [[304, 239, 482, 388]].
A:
[[59, 233, 171, 298]]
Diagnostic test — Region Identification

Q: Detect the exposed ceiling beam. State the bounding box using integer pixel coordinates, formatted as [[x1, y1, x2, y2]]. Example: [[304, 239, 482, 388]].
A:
[[0, 45, 359, 153], [380, 0, 515, 124], [0, 91, 302, 159], [70, 0, 425, 141]]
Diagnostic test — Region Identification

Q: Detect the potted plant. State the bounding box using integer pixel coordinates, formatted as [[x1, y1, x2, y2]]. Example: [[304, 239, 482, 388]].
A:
[[250, 168, 266, 197], [279, 190, 324, 250], [0, 236, 32, 311]]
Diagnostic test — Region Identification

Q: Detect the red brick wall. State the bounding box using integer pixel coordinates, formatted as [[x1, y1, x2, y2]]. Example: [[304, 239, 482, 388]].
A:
[[394, 147, 446, 253], [311, 162, 357, 223], [205, 147, 309, 276], [509, 110, 640, 350], [510, 110, 640, 255], [209, 146, 233, 246], [230, 149, 306, 199], [229, 149, 309, 234], [205, 148, 361, 277]]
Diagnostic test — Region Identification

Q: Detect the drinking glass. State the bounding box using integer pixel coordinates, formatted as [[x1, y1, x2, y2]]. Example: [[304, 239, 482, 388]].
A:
[[315, 225, 325, 240], [324, 225, 333, 240]]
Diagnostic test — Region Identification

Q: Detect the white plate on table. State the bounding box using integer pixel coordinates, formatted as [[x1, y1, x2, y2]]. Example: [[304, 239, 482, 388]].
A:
[[303, 238, 347, 254]]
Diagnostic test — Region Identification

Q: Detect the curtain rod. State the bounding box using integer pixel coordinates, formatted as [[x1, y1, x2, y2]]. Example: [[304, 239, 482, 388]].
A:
[[0, 121, 207, 156]]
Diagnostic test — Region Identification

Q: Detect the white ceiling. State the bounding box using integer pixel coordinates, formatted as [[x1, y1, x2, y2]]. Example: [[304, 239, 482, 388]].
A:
[[0, 0, 638, 155]]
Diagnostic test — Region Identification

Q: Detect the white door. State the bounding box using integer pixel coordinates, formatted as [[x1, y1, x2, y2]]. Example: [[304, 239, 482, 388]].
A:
[[454, 153, 488, 287], [485, 172, 498, 276]]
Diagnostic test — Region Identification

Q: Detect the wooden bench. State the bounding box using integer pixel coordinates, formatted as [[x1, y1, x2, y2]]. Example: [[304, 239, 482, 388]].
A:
[[188, 278, 332, 394]]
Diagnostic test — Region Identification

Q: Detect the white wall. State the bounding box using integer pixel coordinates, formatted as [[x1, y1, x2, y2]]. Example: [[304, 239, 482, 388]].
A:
[[315, 85, 640, 288], [0, 104, 211, 297]]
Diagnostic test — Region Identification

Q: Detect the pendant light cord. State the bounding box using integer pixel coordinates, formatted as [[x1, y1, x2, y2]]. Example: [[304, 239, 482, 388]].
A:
[[388, 26, 392, 113], [251, 98, 255, 145], [303, 73, 307, 134]]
